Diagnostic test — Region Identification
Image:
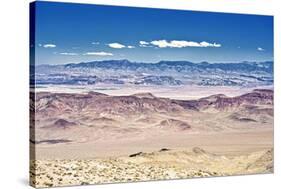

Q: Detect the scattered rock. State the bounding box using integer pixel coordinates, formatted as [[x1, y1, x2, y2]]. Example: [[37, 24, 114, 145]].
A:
[[129, 152, 144, 157]]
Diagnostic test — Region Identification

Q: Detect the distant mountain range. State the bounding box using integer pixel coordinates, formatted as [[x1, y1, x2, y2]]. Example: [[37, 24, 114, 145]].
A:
[[34, 59, 273, 87]]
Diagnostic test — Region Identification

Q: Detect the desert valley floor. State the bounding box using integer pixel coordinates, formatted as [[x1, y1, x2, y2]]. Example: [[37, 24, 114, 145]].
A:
[[30, 88, 273, 187]]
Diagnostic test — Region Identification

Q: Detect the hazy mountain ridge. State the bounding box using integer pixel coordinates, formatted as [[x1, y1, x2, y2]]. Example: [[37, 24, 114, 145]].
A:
[[34, 60, 273, 87]]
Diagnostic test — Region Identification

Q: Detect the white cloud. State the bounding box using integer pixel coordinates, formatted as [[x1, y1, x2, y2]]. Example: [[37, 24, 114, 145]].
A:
[[59, 52, 78, 56], [92, 42, 100, 45], [139, 41, 152, 47], [139, 41, 149, 45], [83, 52, 113, 56], [150, 40, 171, 48], [149, 40, 221, 48], [108, 43, 126, 49], [108, 42, 136, 49], [43, 44, 56, 48], [199, 41, 221, 47], [257, 47, 265, 51]]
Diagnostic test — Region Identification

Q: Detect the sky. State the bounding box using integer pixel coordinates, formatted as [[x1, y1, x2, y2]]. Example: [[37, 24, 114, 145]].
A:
[[32, 1, 274, 65]]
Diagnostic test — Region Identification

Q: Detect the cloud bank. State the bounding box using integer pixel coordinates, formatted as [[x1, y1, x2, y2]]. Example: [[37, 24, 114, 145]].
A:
[[149, 40, 221, 48]]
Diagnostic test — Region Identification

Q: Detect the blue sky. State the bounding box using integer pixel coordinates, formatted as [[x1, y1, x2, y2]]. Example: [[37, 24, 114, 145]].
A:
[[33, 1, 273, 65]]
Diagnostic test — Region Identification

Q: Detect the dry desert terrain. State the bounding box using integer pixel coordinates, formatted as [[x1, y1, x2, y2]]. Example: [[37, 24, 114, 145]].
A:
[[30, 88, 273, 188]]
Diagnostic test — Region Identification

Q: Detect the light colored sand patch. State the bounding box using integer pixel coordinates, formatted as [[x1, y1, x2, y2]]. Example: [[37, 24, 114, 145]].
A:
[[35, 84, 273, 100], [35, 129, 273, 159]]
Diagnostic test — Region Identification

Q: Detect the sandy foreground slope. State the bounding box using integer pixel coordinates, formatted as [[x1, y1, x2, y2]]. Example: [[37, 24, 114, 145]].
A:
[[30, 146, 273, 188], [31, 129, 273, 187], [30, 89, 274, 188]]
